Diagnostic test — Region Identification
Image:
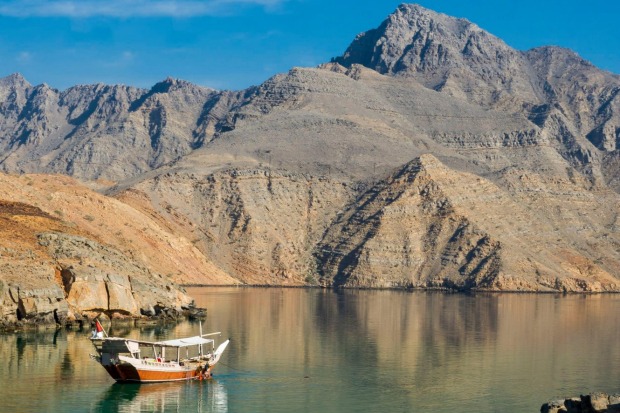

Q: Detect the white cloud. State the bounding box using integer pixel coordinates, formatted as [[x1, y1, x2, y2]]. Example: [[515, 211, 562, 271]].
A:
[[0, 0, 288, 18], [102, 50, 136, 68], [16, 51, 33, 63]]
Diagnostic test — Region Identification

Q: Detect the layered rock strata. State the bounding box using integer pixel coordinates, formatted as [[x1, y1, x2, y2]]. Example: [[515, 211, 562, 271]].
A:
[[117, 167, 351, 285], [316, 155, 620, 291]]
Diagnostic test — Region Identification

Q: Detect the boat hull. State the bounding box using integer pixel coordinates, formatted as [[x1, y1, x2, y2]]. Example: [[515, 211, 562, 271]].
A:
[[103, 363, 212, 383]]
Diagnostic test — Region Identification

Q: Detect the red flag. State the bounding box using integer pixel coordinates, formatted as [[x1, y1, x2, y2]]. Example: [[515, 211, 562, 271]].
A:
[[95, 319, 103, 333]]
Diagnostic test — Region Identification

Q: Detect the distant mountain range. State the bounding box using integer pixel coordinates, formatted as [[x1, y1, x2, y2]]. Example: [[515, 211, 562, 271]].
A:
[[2, 3, 620, 325]]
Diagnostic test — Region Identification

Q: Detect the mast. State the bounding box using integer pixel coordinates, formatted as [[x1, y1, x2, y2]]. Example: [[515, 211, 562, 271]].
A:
[[199, 321, 203, 357]]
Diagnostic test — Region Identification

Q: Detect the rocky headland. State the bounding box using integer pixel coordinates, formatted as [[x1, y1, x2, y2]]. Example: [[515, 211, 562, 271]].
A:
[[0, 173, 234, 330], [2, 4, 620, 325]]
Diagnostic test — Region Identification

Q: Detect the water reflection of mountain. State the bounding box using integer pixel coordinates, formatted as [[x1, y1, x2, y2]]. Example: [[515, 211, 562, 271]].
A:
[[188, 287, 620, 412], [2, 289, 620, 412], [92, 381, 228, 413]]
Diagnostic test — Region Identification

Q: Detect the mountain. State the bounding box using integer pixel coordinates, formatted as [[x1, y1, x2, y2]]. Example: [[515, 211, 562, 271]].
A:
[[2, 3, 620, 323], [334, 4, 620, 186]]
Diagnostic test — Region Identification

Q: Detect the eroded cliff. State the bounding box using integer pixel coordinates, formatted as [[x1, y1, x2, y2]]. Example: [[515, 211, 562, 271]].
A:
[[0, 173, 236, 327], [316, 155, 620, 291]]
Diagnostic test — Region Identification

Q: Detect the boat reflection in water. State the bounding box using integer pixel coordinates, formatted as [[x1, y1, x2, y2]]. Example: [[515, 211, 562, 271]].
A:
[[93, 380, 228, 412]]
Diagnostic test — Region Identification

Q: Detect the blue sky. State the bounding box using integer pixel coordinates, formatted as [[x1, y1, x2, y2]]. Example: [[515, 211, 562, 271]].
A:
[[0, 0, 618, 91]]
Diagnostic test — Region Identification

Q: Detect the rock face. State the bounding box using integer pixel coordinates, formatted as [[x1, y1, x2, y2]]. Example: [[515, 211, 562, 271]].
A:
[[541, 392, 620, 413], [317, 155, 503, 289], [334, 4, 538, 108], [38, 232, 188, 316], [0, 76, 246, 181], [316, 155, 620, 291], [2, 3, 620, 307], [120, 167, 351, 285], [0, 174, 236, 327]]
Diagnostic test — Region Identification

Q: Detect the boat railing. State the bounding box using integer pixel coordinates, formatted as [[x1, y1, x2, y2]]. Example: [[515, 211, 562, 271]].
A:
[[140, 359, 180, 368]]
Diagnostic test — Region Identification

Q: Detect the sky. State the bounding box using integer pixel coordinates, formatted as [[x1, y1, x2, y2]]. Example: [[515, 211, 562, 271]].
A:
[[0, 0, 618, 91]]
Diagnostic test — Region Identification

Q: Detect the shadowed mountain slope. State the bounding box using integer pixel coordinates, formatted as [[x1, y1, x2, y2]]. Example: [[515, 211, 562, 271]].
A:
[[0, 76, 248, 181], [316, 155, 620, 291]]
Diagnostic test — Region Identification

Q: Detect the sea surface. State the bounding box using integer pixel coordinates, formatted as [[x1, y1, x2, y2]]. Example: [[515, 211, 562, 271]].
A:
[[1, 288, 620, 412]]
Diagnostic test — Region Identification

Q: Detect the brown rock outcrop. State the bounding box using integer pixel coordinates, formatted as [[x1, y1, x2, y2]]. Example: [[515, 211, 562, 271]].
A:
[[0, 173, 237, 326], [541, 392, 620, 412]]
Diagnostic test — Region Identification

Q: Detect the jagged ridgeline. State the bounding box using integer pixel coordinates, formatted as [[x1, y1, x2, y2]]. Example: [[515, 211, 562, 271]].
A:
[[2, 3, 620, 325]]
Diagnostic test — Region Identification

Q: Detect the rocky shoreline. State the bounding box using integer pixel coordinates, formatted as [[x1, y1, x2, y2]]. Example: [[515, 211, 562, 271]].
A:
[[0, 303, 207, 333], [4, 283, 620, 332], [541, 393, 620, 412]]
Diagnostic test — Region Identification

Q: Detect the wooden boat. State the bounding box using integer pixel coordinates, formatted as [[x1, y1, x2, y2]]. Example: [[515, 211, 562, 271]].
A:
[[90, 323, 229, 383]]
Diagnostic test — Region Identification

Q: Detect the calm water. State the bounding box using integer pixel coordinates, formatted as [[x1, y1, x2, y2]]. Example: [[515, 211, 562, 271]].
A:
[[2, 288, 620, 412]]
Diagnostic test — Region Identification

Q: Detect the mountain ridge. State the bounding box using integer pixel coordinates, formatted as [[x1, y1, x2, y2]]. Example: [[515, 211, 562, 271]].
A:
[[2, 3, 620, 327]]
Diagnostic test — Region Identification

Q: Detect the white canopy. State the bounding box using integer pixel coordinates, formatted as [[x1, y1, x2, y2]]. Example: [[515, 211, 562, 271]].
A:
[[154, 336, 214, 348]]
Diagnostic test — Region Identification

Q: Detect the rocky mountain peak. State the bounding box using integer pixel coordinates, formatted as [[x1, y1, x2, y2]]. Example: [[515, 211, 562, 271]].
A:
[[149, 76, 214, 95], [525, 46, 596, 75], [334, 3, 509, 76], [395, 3, 478, 36], [149, 77, 180, 95], [332, 3, 537, 107], [0, 73, 31, 89], [0, 73, 32, 102]]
